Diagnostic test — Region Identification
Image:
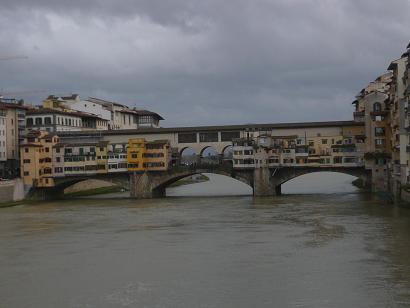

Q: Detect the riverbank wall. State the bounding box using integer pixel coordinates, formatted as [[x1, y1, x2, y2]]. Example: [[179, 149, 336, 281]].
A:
[[0, 179, 25, 203]]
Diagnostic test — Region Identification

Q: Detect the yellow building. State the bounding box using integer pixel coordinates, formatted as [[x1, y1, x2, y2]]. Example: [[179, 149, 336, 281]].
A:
[[96, 142, 109, 173], [20, 131, 59, 187], [143, 140, 171, 171], [127, 138, 146, 171], [127, 138, 171, 172]]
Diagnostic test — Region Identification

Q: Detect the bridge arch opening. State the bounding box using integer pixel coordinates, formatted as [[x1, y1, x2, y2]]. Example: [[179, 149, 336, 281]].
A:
[[200, 146, 220, 164], [164, 172, 253, 197], [180, 147, 198, 165], [281, 171, 361, 195], [52, 175, 130, 199], [222, 145, 233, 160]]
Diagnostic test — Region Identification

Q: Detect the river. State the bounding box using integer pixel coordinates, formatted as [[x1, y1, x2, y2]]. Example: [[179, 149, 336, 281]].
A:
[[1, 173, 410, 307]]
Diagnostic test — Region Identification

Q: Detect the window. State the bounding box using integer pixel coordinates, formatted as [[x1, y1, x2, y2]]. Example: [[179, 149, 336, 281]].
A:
[[23, 171, 29, 176], [24, 148, 29, 153], [221, 131, 240, 142], [199, 132, 218, 142], [27, 118, 33, 126], [35, 118, 42, 125], [321, 139, 327, 144], [375, 127, 385, 136], [44, 117, 52, 125], [45, 147, 49, 152], [23, 159, 30, 163], [377, 158, 386, 165], [373, 102, 382, 112], [375, 139, 385, 146], [56, 157, 61, 162], [178, 133, 197, 143]]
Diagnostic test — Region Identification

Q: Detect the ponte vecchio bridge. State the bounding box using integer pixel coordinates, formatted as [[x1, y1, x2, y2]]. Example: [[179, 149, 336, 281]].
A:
[[29, 120, 370, 199]]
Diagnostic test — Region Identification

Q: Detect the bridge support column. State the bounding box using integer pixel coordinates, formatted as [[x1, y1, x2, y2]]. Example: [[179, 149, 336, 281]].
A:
[[253, 167, 280, 196], [130, 172, 165, 199], [28, 187, 64, 201]]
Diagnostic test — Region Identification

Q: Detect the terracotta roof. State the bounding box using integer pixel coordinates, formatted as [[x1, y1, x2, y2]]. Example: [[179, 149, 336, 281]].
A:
[[53, 141, 109, 148], [118, 108, 164, 120], [27, 108, 106, 120], [87, 97, 126, 108], [60, 94, 79, 100], [19, 143, 42, 147], [134, 109, 164, 120], [0, 102, 29, 110]]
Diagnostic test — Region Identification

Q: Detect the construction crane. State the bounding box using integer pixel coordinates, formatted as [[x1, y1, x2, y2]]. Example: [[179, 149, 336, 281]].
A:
[[0, 55, 28, 61]]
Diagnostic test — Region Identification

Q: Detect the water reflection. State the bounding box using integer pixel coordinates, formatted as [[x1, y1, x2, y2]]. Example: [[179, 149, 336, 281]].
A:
[[1, 176, 410, 307]]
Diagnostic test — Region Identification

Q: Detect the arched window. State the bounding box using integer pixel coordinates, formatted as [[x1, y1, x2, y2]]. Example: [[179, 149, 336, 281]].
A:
[[373, 102, 382, 112], [35, 118, 42, 125]]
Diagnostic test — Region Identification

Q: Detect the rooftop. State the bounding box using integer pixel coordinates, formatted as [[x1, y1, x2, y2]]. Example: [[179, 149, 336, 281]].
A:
[[27, 108, 106, 119], [56, 120, 364, 137]]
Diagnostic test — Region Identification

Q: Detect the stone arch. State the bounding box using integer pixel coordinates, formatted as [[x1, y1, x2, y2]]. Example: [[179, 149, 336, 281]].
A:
[[180, 146, 197, 156], [180, 147, 198, 165], [53, 173, 131, 194], [152, 170, 253, 195], [222, 145, 233, 159], [272, 167, 370, 188], [200, 146, 219, 158]]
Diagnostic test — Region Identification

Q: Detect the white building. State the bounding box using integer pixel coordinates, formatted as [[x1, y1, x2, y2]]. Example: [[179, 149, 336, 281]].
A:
[[60, 97, 112, 122], [87, 97, 164, 129], [26, 109, 84, 132], [26, 108, 109, 132], [0, 106, 6, 165]]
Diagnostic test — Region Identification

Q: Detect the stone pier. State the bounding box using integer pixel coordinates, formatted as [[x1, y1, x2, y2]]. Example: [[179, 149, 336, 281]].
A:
[[253, 167, 281, 196]]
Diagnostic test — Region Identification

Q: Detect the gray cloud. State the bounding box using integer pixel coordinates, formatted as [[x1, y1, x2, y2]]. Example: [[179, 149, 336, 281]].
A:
[[0, 0, 409, 126]]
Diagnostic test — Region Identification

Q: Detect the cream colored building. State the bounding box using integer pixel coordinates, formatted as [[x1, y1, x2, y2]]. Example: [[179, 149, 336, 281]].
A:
[[0, 99, 27, 178], [232, 125, 364, 170]]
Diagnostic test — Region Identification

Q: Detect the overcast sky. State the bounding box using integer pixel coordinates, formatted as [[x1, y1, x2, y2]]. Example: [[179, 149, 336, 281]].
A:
[[0, 0, 409, 126]]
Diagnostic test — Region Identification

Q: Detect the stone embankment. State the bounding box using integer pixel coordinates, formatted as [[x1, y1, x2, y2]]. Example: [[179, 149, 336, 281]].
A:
[[0, 179, 25, 204]]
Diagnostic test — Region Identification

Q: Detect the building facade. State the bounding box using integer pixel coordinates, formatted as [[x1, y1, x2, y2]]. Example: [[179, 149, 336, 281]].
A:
[[0, 99, 27, 178], [20, 133, 172, 188], [20, 131, 59, 187], [232, 128, 365, 170]]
